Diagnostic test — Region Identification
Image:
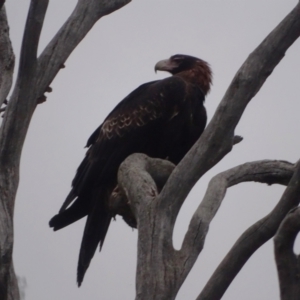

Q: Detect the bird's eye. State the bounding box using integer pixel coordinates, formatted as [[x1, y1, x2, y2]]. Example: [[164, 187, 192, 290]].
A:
[[172, 56, 183, 62]]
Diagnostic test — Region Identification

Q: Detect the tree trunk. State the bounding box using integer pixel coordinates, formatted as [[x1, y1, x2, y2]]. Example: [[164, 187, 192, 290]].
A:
[[0, 1, 131, 299]]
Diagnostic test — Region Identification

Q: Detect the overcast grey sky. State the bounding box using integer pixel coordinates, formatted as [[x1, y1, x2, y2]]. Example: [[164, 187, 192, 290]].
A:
[[5, 1, 300, 299]]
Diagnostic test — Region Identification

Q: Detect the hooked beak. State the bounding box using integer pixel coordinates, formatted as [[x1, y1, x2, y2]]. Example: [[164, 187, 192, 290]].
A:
[[154, 58, 174, 73]]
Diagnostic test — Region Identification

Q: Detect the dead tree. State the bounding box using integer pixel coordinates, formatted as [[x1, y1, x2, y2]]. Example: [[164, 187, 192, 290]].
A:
[[0, 1, 131, 299], [116, 2, 300, 299], [0, 1, 299, 300]]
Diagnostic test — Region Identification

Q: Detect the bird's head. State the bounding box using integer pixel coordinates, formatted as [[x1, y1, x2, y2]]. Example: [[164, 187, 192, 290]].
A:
[[155, 54, 212, 94]]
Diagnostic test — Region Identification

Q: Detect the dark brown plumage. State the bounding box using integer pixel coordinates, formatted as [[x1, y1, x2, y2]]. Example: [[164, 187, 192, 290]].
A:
[[49, 54, 212, 286]]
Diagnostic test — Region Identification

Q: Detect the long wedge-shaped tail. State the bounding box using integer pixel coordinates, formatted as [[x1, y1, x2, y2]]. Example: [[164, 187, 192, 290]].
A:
[[77, 188, 112, 286]]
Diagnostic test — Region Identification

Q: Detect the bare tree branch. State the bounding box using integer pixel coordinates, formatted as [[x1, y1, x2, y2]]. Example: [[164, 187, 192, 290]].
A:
[[18, 0, 48, 77], [1, 0, 131, 164], [157, 1, 300, 233], [114, 3, 300, 299], [0, 6, 14, 108], [36, 0, 131, 100], [198, 160, 300, 300], [0, 0, 298, 298], [0, 1, 5, 11], [0, 5, 16, 300], [0, 0, 49, 179], [0, 9, 50, 298], [118, 154, 179, 300], [118, 153, 175, 222], [179, 160, 294, 271], [111, 154, 175, 227], [118, 156, 295, 299], [0, 1, 131, 299], [274, 207, 300, 300]]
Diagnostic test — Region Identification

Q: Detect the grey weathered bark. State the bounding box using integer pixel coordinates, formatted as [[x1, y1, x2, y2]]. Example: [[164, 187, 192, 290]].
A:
[[0, 7, 14, 110], [1, 0, 300, 299], [274, 207, 300, 300], [0, 6, 16, 300], [0, 1, 5, 11], [118, 156, 296, 300], [110, 154, 175, 226], [116, 2, 300, 299], [158, 0, 300, 231], [0, 1, 131, 299], [198, 159, 300, 300]]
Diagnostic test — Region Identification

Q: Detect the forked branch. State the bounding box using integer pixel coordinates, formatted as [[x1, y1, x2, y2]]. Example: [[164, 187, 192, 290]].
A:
[[116, 4, 300, 299], [0, 1, 131, 299], [198, 160, 300, 300], [179, 160, 294, 277], [157, 1, 300, 232], [118, 156, 295, 300]]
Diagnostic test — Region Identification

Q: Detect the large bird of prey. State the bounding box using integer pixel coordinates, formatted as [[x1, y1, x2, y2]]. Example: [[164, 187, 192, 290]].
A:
[[49, 54, 212, 286]]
